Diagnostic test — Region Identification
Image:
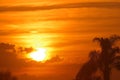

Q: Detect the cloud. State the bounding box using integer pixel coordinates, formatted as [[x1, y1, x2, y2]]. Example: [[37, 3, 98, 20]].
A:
[[45, 55, 63, 63], [0, 2, 120, 12], [0, 29, 30, 36], [48, 39, 84, 49], [0, 43, 28, 70], [18, 63, 81, 80], [0, 43, 63, 69]]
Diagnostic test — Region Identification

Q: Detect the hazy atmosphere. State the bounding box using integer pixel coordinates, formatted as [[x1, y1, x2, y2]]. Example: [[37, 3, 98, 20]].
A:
[[0, 0, 120, 80]]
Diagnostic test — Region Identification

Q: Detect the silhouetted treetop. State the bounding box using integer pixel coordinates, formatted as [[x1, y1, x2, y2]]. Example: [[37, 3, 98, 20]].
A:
[[76, 35, 120, 80]]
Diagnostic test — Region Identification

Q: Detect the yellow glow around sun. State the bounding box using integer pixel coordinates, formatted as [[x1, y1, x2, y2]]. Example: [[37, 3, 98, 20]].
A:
[[28, 48, 46, 62]]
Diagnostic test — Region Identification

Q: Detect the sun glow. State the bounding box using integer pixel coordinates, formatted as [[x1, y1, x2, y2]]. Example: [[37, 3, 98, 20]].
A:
[[28, 48, 46, 62]]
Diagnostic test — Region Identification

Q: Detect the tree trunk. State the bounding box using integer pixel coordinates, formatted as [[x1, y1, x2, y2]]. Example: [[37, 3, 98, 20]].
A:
[[103, 65, 111, 80]]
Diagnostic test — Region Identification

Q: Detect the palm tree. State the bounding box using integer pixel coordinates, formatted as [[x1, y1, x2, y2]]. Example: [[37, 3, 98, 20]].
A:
[[93, 35, 120, 80], [76, 51, 100, 80], [76, 35, 120, 80]]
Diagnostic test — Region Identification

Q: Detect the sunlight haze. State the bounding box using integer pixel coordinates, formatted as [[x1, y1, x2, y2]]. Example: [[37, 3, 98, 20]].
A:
[[0, 0, 120, 80]]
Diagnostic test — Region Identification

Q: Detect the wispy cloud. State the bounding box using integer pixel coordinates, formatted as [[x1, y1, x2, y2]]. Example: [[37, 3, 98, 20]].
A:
[[0, 2, 120, 12], [0, 29, 30, 36]]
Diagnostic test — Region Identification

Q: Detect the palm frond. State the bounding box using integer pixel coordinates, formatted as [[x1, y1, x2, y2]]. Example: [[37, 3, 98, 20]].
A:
[[114, 62, 120, 70], [109, 35, 120, 44], [93, 37, 103, 42]]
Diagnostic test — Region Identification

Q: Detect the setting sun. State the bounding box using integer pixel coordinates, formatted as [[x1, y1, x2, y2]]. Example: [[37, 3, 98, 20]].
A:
[[0, 0, 120, 80], [28, 48, 46, 62]]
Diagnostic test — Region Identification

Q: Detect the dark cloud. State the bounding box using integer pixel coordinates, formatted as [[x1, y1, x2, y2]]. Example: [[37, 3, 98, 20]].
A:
[[45, 55, 63, 63], [0, 43, 64, 70], [0, 43, 27, 70], [0, 2, 120, 12]]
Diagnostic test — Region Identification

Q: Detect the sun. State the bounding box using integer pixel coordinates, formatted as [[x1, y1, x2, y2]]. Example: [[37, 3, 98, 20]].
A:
[[28, 48, 46, 62]]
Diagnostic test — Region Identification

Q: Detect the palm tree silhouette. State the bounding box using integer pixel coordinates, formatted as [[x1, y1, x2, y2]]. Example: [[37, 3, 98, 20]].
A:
[[76, 35, 120, 80], [76, 51, 101, 80]]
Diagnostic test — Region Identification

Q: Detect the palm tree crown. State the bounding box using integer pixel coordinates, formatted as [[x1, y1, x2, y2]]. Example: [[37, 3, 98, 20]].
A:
[[76, 35, 120, 80]]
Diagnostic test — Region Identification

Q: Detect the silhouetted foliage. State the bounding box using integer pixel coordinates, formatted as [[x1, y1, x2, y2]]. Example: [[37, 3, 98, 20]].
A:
[[0, 71, 17, 80], [76, 35, 120, 80]]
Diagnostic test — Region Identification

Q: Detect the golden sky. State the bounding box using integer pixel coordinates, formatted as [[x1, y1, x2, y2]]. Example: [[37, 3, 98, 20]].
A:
[[1, 0, 120, 5], [0, 0, 120, 80]]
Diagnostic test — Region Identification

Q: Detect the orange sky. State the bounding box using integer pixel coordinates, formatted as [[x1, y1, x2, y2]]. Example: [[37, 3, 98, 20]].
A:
[[0, 0, 120, 80], [1, 0, 120, 6]]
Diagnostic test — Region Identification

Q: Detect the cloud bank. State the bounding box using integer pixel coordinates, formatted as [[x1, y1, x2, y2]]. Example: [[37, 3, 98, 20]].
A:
[[0, 2, 120, 12]]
